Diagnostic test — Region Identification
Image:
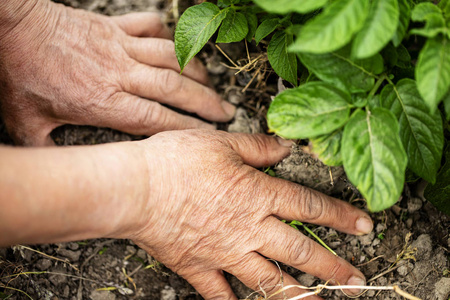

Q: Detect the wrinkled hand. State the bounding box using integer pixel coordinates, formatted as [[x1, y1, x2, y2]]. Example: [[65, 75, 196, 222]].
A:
[[131, 130, 373, 300], [0, 0, 235, 146]]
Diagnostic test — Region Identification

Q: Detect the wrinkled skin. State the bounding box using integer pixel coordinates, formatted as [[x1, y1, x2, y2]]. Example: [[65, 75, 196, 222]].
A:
[[0, 0, 235, 146], [131, 130, 372, 299]]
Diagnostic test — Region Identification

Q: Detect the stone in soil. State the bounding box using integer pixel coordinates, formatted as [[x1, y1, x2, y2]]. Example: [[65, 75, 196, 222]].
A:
[[435, 277, 450, 300], [56, 248, 81, 262], [90, 290, 116, 300], [410, 234, 433, 260], [36, 258, 53, 271]]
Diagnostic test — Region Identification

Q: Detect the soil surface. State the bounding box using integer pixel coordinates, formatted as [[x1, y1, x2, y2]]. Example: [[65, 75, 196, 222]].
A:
[[1, 1, 449, 300]]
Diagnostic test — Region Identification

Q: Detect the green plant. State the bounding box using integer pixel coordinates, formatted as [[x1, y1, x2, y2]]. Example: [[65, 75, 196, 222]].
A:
[[175, 0, 450, 213]]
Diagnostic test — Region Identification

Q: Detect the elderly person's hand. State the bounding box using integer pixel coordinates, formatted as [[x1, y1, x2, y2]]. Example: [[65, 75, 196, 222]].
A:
[[0, 130, 372, 299], [0, 0, 235, 146], [133, 130, 371, 299]]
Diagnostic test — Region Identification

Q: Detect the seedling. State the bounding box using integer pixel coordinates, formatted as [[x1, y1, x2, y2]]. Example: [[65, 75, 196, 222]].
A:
[[175, 0, 450, 214], [285, 220, 337, 255]]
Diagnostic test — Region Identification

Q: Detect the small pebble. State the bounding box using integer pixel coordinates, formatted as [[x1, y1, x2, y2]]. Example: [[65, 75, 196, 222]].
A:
[[375, 223, 386, 233], [407, 197, 423, 213], [161, 286, 176, 300], [406, 218, 413, 228]]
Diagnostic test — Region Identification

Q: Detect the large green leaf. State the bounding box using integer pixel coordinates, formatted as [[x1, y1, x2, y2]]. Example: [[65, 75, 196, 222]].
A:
[[216, 10, 248, 43], [298, 47, 381, 93], [416, 36, 450, 112], [309, 129, 343, 166], [352, 0, 399, 59], [424, 145, 450, 216], [288, 0, 369, 54], [253, 0, 328, 14], [175, 3, 227, 71], [380, 79, 444, 183], [267, 82, 351, 139], [255, 18, 280, 44], [342, 108, 407, 212], [392, 0, 411, 46], [268, 31, 298, 86]]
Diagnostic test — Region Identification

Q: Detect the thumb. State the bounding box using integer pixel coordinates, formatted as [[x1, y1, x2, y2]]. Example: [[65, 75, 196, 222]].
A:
[[223, 133, 294, 168]]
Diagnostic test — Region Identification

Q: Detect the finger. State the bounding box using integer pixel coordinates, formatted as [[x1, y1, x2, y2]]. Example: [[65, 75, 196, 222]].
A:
[[185, 270, 237, 300], [262, 176, 373, 236], [74, 92, 215, 136], [112, 12, 173, 39], [220, 132, 294, 167], [122, 65, 235, 122], [229, 252, 322, 300], [257, 217, 366, 296], [123, 37, 210, 85]]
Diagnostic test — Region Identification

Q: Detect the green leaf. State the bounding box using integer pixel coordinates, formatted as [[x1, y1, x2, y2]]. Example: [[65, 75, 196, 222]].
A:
[[342, 108, 407, 212], [368, 94, 382, 109], [380, 79, 444, 183], [416, 36, 450, 112], [216, 10, 248, 43], [392, 0, 411, 46], [267, 82, 351, 139], [396, 44, 412, 68], [175, 3, 227, 71], [217, 0, 231, 8], [253, 0, 328, 14], [352, 0, 399, 59], [268, 31, 298, 86], [351, 93, 369, 108], [424, 145, 450, 216], [244, 11, 258, 42], [410, 13, 447, 37], [288, 0, 370, 54], [381, 42, 399, 67], [410, 2, 447, 37], [411, 2, 442, 21], [309, 129, 343, 166], [444, 90, 450, 121], [438, 0, 450, 15], [255, 18, 280, 44], [297, 47, 380, 93]]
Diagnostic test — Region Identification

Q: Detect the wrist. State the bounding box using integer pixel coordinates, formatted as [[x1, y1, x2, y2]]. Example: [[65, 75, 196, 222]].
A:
[[105, 140, 153, 240]]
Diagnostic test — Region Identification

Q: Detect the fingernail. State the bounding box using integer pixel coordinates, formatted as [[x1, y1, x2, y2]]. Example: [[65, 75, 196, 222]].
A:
[[346, 275, 366, 295], [221, 101, 236, 117], [356, 216, 373, 234], [276, 136, 294, 147]]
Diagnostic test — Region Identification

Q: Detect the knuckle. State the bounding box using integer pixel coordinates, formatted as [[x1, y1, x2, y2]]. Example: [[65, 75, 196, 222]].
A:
[[252, 270, 281, 293], [300, 188, 324, 222], [327, 258, 343, 282], [138, 101, 165, 128], [287, 237, 314, 268], [157, 69, 181, 97]]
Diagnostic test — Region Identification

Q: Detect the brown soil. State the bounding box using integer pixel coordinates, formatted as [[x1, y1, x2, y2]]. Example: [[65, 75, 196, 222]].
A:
[[1, 0, 449, 299]]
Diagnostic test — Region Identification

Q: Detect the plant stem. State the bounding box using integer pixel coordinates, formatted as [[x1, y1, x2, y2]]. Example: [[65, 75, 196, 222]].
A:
[[290, 221, 337, 256], [368, 74, 387, 98]]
